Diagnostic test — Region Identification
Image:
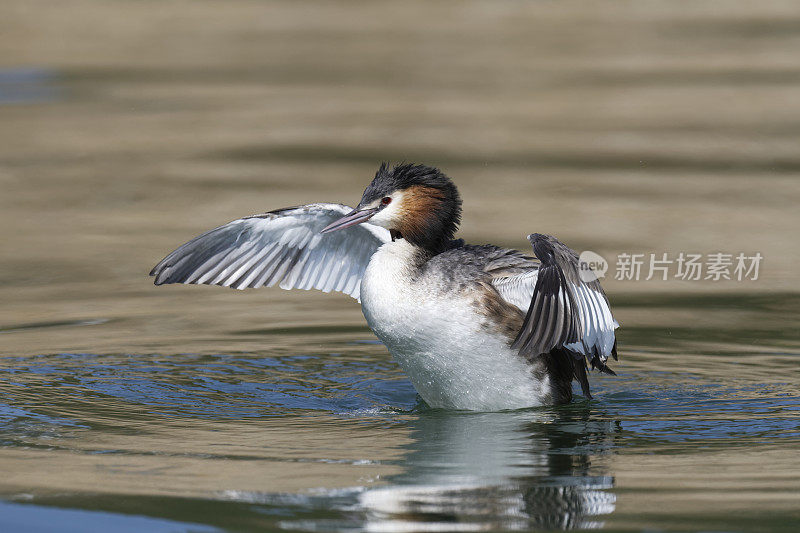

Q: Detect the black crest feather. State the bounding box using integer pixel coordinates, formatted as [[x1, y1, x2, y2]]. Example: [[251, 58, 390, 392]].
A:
[[359, 163, 462, 252]]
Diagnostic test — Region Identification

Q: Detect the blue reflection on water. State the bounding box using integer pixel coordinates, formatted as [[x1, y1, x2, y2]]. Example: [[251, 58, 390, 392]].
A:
[[1, 350, 799, 453], [0, 67, 59, 105], [1, 352, 419, 420], [0, 500, 217, 533], [1, 348, 799, 531]]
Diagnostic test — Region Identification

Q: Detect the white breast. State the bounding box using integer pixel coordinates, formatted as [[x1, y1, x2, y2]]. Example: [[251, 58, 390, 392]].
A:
[[359, 240, 550, 410]]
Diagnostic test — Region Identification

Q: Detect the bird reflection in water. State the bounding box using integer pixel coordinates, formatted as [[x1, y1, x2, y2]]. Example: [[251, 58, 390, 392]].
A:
[[360, 404, 619, 531]]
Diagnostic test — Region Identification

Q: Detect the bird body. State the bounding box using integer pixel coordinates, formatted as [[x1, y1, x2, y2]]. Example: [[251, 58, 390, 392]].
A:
[[360, 239, 551, 410], [151, 163, 619, 411]]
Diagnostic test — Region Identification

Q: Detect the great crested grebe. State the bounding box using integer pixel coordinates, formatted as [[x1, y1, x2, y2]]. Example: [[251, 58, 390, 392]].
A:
[[151, 163, 619, 410]]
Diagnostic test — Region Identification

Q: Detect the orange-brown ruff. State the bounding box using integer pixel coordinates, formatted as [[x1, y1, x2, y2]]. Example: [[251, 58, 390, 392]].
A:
[[149, 163, 619, 410], [396, 185, 448, 246]]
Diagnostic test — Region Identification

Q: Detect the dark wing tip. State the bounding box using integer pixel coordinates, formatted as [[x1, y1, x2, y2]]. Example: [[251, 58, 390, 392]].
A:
[[527, 233, 553, 261], [150, 265, 170, 285], [513, 232, 582, 357], [150, 257, 176, 284], [150, 253, 197, 285]]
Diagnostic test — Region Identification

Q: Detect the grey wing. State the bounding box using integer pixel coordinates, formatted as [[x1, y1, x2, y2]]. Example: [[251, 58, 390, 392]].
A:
[[492, 234, 619, 363], [492, 269, 540, 312], [482, 247, 541, 310], [149, 203, 390, 300]]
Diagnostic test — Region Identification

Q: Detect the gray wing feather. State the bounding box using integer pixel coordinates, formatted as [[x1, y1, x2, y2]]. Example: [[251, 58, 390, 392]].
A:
[[497, 233, 618, 362], [511, 236, 582, 357], [150, 203, 390, 300], [492, 270, 539, 311]]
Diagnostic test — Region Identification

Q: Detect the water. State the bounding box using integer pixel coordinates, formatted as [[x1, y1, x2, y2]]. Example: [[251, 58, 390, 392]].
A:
[[1, 294, 798, 532], [2, 1, 800, 531]]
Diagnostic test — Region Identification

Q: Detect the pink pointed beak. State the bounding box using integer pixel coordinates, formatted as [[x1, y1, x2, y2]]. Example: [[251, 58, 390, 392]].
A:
[[320, 207, 379, 234]]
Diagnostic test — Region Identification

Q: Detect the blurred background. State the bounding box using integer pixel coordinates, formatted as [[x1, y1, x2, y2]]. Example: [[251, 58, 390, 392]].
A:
[[2, 0, 799, 355], [1, 1, 799, 532]]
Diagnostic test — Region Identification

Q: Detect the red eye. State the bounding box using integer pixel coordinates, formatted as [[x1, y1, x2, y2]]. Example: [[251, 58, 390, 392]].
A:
[[381, 196, 392, 205]]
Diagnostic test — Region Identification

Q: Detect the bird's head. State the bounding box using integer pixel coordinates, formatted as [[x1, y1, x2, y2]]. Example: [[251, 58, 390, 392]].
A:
[[321, 163, 462, 252]]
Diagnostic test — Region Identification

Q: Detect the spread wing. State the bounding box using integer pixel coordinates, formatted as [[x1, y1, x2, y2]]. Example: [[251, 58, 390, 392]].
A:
[[149, 203, 390, 300], [490, 234, 619, 395]]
